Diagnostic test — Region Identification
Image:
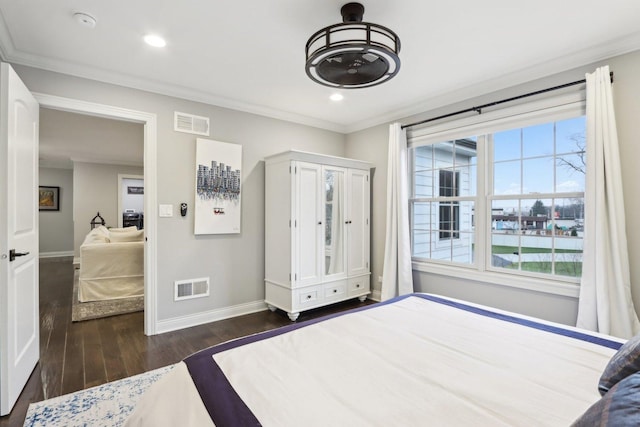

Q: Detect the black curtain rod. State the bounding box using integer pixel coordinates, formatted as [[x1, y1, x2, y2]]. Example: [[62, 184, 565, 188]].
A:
[[401, 71, 614, 130]]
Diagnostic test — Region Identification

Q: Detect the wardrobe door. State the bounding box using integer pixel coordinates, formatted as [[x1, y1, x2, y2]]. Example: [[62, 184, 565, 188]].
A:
[[294, 162, 323, 286], [323, 166, 347, 280], [347, 168, 370, 277]]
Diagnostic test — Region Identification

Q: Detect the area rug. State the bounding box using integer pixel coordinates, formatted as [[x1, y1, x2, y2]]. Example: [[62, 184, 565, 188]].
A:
[[71, 269, 144, 322], [24, 364, 175, 427]]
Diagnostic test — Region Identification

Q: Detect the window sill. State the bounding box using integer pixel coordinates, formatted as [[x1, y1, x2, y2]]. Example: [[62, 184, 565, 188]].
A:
[[411, 260, 580, 298]]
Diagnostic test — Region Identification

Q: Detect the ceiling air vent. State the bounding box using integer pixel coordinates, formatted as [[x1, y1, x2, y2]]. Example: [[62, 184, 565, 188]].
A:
[[174, 111, 210, 136], [174, 277, 210, 301]]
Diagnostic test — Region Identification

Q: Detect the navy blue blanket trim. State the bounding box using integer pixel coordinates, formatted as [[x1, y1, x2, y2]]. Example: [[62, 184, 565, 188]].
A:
[[184, 293, 622, 426]]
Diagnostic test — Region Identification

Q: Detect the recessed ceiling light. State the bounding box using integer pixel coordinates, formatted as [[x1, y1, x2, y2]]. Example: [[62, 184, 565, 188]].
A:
[[144, 34, 166, 48], [330, 93, 344, 101], [73, 12, 96, 29]]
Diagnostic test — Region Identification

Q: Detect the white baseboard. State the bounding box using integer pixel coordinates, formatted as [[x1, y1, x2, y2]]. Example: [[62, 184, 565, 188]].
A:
[[156, 300, 268, 335], [369, 289, 382, 302], [40, 251, 74, 259]]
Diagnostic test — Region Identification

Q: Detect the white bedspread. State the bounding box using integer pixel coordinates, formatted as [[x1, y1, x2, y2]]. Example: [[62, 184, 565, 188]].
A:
[[125, 295, 622, 427]]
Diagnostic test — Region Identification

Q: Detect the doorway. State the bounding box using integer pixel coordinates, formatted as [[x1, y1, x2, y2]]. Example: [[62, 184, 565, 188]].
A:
[[35, 93, 158, 335]]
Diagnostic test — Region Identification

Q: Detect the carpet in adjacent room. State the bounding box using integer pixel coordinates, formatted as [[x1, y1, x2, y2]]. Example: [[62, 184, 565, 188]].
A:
[[71, 269, 144, 322]]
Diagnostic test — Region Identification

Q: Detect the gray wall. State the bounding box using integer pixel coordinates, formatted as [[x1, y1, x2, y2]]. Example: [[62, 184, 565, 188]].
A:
[[73, 162, 144, 257], [14, 64, 346, 323], [346, 49, 640, 325], [38, 167, 73, 255]]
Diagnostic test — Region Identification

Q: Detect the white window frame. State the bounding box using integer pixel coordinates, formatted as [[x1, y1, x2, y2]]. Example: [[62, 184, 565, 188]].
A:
[[408, 91, 586, 297]]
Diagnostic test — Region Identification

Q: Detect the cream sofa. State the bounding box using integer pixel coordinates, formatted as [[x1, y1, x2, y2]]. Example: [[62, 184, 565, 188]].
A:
[[79, 225, 144, 302]]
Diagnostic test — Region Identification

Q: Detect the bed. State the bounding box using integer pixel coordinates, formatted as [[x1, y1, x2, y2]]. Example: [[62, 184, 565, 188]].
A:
[[124, 293, 632, 426]]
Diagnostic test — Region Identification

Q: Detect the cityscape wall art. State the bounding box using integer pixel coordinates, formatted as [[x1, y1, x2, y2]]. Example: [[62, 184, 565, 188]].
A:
[[195, 138, 242, 234]]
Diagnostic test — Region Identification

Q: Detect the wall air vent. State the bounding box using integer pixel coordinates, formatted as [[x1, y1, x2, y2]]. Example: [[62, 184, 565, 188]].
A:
[[174, 111, 210, 136], [174, 277, 210, 301]]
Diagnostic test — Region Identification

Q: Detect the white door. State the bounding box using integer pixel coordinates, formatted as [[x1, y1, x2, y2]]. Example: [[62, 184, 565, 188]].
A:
[[294, 161, 322, 286], [0, 62, 40, 416], [347, 169, 370, 277]]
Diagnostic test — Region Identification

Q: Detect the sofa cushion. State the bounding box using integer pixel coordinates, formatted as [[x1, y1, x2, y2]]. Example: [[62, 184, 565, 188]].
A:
[[83, 225, 110, 244], [109, 226, 138, 233], [109, 228, 144, 242]]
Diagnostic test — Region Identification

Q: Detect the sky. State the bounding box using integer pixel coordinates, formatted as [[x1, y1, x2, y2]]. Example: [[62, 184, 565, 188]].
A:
[[493, 116, 585, 194]]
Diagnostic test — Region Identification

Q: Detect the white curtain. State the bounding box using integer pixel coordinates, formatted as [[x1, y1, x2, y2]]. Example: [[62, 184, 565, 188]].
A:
[[381, 123, 414, 300], [576, 65, 640, 339]]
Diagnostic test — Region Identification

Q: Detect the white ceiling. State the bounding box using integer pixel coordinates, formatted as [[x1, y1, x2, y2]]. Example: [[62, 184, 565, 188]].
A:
[[39, 108, 143, 169], [1, 0, 640, 134]]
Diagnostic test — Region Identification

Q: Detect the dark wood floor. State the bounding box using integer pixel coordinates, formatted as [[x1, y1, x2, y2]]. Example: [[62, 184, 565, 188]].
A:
[[1, 258, 373, 427]]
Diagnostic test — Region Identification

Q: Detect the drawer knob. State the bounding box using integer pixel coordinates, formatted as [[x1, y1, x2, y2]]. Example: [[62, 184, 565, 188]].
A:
[[333, 289, 337, 293], [307, 295, 312, 299], [356, 284, 360, 288]]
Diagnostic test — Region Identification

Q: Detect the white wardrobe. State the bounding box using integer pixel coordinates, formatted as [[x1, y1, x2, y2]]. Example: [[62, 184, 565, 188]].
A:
[[265, 150, 371, 321]]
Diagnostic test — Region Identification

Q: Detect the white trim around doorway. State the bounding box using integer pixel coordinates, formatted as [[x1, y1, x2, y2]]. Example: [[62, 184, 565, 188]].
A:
[[33, 92, 158, 336]]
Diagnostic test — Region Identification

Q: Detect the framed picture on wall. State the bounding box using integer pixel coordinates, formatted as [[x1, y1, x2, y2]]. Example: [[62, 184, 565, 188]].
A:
[[127, 186, 144, 194], [194, 138, 242, 234], [39, 186, 60, 211]]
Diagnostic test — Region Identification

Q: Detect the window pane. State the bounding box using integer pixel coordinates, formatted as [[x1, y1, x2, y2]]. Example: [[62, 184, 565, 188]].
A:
[[413, 146, 434, 198], [411, 202, 432, 258], [556, 116, 586, 155], [554, 197, 584, 222], [439, 169, 456, 197], [462, 162, 477, 197], [523, 157, 554, 193], [491, 232, 520, 269], [494, 128, 521, 162], [523, 122, 554, 158], [494, 160, 520, 195], [459, 201, 474, 233], [411, 200, 474, 265], [433, 142, 454, 170], [456, 137, 478, 198], [556, 154, 585, 192], [438, 202, 458, 239]]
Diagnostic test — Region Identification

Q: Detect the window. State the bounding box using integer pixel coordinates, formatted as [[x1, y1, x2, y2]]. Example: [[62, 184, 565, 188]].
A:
[[409, 98, 586, 287], [412, 139, 476, 264]]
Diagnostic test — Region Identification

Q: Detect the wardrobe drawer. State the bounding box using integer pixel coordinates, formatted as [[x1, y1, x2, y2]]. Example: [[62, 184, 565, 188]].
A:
[[295, 285, 323, 309], [348, 277, 370, 296], [324, 282, 347, 302]]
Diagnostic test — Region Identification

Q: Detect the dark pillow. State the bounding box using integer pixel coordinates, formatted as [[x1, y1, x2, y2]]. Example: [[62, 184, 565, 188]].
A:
[[599, 333, 640, 395], [572, 371, 640, 426]]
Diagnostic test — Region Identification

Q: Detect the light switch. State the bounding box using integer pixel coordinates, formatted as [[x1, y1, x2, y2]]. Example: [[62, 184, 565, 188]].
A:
[[159, 204, 173, 217]]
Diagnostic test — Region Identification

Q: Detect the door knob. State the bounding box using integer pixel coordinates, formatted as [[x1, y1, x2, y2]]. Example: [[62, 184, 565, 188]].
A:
[[9, 249, 29, 262]]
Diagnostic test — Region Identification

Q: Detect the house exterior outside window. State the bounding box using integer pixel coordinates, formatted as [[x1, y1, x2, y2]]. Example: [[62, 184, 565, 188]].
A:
[[412, 139, 476, 264]]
